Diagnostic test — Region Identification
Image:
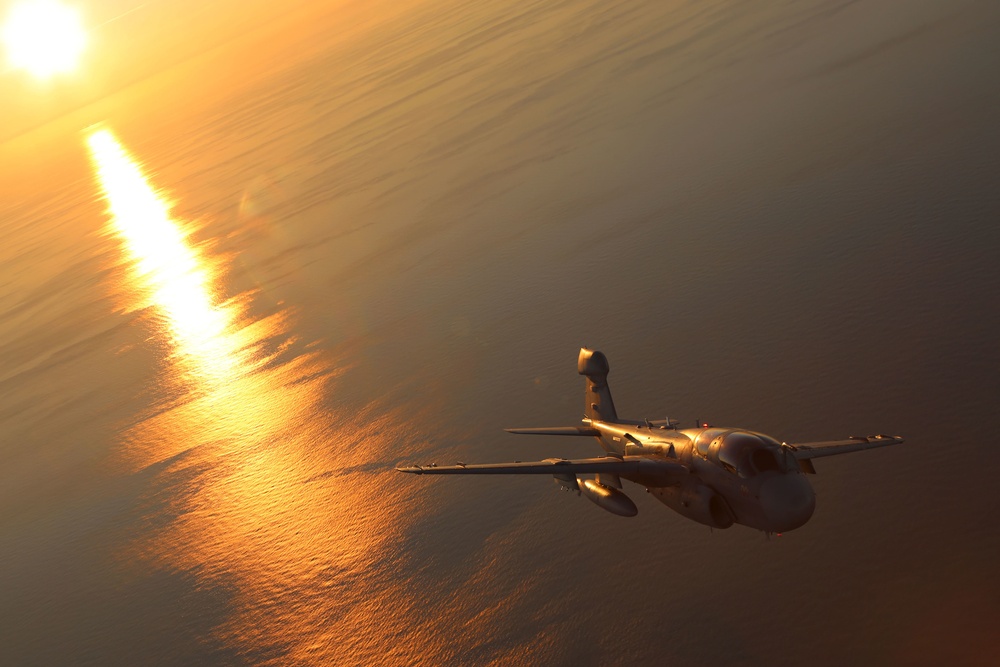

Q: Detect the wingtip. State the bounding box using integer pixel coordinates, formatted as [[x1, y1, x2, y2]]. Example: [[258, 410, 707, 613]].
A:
[[396, 466, 421, 474]]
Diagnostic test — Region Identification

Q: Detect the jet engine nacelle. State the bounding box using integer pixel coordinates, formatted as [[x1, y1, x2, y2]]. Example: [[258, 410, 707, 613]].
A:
[[654, 483, 734, 528], [579, 478, 638, 517]]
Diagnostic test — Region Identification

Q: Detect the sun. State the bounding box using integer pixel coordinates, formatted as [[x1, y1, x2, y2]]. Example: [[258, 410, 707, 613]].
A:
[[2, 0, 87, 80]]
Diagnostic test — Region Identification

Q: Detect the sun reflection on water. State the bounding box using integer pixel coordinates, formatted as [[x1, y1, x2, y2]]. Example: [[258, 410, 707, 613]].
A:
[[87, 128, 236, 386], [86, 128, 441, 664]]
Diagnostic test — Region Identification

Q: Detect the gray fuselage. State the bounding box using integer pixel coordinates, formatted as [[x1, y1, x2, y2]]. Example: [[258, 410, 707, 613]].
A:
[[589, 420, 816, 532]]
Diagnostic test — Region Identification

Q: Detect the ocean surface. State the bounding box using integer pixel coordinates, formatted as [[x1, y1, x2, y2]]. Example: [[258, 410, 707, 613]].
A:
[[2, 1, 999, 665]]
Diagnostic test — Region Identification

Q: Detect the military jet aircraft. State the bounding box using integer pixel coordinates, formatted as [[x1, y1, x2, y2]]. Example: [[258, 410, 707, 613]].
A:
[[398, 348, 902, 533]]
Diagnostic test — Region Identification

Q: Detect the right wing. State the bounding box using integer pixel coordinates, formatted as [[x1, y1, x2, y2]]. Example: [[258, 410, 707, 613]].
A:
[[397, 455, 687, 486], [788, 435, 903, 460]]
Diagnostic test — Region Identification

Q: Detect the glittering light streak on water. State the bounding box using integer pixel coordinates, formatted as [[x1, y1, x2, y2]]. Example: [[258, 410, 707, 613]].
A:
[[86, 128, 440, 664], [87, 128, 237, 385]]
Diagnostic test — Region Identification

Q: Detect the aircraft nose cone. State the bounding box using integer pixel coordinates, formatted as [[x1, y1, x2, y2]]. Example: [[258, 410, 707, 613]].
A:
[[759, 474, 815, 532]]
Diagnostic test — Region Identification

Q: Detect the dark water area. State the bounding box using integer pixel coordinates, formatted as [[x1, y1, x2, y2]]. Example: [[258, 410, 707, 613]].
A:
[[1, 1, 999, 664]]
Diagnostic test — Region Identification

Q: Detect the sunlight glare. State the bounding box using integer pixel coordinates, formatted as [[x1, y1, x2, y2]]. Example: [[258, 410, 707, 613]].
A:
[[85, 128, 431, 666], [2, 0, 87, 79], [86, 128, 234, 381]]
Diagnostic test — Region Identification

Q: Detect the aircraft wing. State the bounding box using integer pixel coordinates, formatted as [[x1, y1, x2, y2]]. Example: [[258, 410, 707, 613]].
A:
[[788, 435, 903, 460], [397, 455, 687, 486], [504, 426, 600, 436]]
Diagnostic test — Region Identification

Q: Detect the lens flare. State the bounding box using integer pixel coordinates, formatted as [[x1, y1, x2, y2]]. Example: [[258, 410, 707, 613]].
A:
[[2, 0, 87, 80]]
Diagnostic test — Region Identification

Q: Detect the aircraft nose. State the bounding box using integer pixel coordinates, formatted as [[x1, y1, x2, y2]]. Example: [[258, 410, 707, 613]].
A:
[[759, 474, 815, 532]]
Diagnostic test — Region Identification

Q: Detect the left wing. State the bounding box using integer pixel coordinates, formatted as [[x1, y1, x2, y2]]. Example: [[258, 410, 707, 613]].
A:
[[397, 456, 686, 486], [504, 426, 600, 436], [788, 435, 903, 460]]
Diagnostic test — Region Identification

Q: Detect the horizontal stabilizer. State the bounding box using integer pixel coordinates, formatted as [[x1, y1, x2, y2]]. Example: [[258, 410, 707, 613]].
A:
[[504, 426, 600, 436]]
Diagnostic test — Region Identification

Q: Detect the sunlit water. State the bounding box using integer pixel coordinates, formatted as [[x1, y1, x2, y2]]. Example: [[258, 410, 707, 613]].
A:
[[2, 1, 999, 665]]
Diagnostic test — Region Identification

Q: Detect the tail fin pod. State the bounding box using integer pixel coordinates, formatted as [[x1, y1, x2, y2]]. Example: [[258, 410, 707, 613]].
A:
[[578, 348, 619, 422]]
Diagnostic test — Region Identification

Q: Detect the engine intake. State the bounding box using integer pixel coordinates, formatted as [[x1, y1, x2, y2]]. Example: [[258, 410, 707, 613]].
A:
[[654, 483, 734, 528]]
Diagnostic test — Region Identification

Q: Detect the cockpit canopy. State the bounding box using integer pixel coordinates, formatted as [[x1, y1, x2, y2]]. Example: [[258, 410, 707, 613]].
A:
[[699, 430, 794, 477]]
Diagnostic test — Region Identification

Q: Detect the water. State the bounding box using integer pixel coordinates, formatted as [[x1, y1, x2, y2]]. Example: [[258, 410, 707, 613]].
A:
[[2, 1, 999, 664]]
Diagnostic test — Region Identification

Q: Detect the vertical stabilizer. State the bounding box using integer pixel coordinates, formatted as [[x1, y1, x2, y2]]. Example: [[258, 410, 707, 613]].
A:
[[578, 348, 619, 422]]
